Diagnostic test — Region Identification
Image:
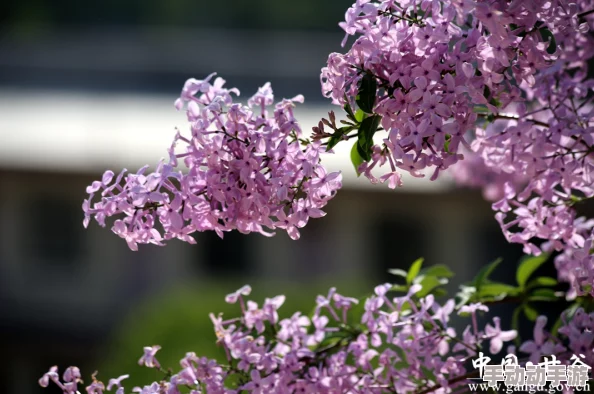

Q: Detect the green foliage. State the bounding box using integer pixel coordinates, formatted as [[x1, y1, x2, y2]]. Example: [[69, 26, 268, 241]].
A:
[[326, 126, 352, 151], [354, 109, 365, 123], [472, 257, 502, 292], [479, 283, 520, 299], [343, 99, 356, 120], [516, 253, 550, 289], [387, 268, 407, 278], [356, 73, 377, 114], [350, 141, 365, 175], [526, 276, 557, 289], [465, 257, 519, 303], [473, 104, 490, 114], [523, 304, 539, 321], [406, 257, 424, 285], [420, 264, 454, 279], [342, 80, 383, 170], [387, 258, 451, 299], [528, 288, 558, 302], [444, 134, 452, 153], [457, 253, 562, 330], [415, 275, 448, 298], [343, 97, 380, 172], [394, 346, 408, 363], [456, 285, 477, 308], [454, 253, 567, 345], [356, 114, 381, 161]]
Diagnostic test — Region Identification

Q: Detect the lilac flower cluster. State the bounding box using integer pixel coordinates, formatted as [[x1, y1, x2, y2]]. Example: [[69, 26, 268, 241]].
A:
[[40, 284, 594, 393], [83, 74, 341, 249], [460, 0, 594, 298], [320, 0, 594, 297], [321, 0, 527, 183], [521, 310, 594, 367], [448, 147, 528, 202]]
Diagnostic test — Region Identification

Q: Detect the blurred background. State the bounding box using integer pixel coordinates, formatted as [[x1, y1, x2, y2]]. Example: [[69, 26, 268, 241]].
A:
[[0, 1, 553, 393]]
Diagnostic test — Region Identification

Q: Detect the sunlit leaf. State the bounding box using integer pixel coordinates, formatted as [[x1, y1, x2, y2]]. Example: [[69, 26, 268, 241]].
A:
[[406, 258, 424, 285], [516, 253, 550, 288]]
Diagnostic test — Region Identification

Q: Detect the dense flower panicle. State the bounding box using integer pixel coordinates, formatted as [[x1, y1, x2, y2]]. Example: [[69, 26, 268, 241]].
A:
[[83, 75, 341, 250], [322, 0, 475, 182], [320, 0, 594, 296], [520, 310, 594, 368], [457, 0, 594, 296], [320, 0, 564, 182], [554, 236, 594, 299], [448, 147, 528, 202]]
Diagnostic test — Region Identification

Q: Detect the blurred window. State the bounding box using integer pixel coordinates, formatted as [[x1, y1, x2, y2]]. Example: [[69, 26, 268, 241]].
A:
[[374, 218, 425, 282], [201, 231, 250, 276], [476, 223, 524, 283], [25, 195, 82, 265]]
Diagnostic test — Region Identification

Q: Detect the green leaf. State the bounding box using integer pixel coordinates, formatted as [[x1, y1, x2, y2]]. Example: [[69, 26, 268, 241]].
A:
[[516, 253, 550, 288], [224, 372, 245, 389], [551, 319, 562, 336], [473, 258, 502, 291], [394, 346, 408, 363], [432, 288, 448, 297], [316, 330, 352, 352], [415, 275, 448, 298], [387, 268, 408, 278], [523, 304, 538, 321], [355, 109, 366, 123], [357, 114, 381, 161], [350, 141, 365, 176], [325, 126, 351, 151], [527, 276, 557, 289], [478, 283, 521, 299], [315, 336, 343, 353], [528, 288, 560, 302], [539, 26, 557, 54], [356, 141, 371, 162], [490, 97, 502, 108], [512, 306, 522, 345], [420, 365, 437, 382], [444, 134, 451, 153], [356, 73, 377, 113], [456, 285, 476, 308], [406, 258, 424, 285], [343, 98, 355, 120], [473, 104, 489, 114], [421, 264, 454, 279], [390, 284, 409, 292]]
